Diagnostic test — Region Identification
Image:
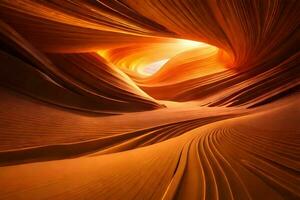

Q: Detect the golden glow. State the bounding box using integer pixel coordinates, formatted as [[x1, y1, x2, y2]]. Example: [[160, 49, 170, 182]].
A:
[[97, 38, 228, 79], [175, 39, 206, 49]]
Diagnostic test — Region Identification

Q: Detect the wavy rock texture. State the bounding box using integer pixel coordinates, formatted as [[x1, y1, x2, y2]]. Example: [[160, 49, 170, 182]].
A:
[[0, 0, 299, 200]]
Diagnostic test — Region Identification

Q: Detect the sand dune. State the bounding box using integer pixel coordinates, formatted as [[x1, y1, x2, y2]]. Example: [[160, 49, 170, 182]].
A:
[[0, 95, 299, 200]]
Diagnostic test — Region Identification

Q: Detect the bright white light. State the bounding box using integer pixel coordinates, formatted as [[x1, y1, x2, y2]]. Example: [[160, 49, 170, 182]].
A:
[[176, 39, 206, 48], [142, 59, 169, 76]]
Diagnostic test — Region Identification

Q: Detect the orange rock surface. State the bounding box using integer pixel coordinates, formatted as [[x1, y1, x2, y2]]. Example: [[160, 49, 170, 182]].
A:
[[0, 1, 299, 199]]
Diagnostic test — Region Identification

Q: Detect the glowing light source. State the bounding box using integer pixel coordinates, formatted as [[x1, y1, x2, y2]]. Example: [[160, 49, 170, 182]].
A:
[[96, 38, 225, 78], [140, 59, 169, 76], [176, 39, 206, 49]]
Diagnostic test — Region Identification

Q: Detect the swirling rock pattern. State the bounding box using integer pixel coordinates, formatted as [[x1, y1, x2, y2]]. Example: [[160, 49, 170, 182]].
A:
[[0, 0, 299, 199]]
